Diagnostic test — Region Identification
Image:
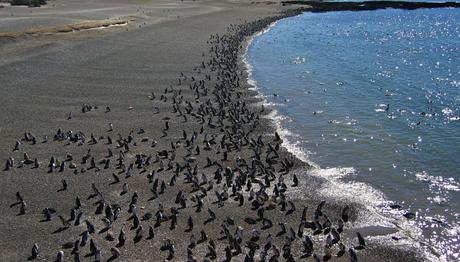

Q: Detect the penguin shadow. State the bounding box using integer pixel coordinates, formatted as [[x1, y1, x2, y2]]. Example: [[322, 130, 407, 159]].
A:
[[127, 214, 135, 222], [244, 217, 257, 225], [146, 234, 155, 240], [61, 242, 74, 250], [53, 227, 69, 234], [9, 202, 20, 208], [217, 235, 227, 241], [84, 252, 94, 258], [98, 227, 110, 234], [211, 200, 222, 206], [285, 209, 295, 216], [147, 195, 157, 201], [204, 218, 215, 225], [10, 202, 25, 216], [86, 193, 98, 200], [133, 235, 142, 244], [300, 253, 313, 259], [107, 255, 118, 262], [141, 215, 152, 222], [276, 230, 286, 237], [261, 224, 272, 230]]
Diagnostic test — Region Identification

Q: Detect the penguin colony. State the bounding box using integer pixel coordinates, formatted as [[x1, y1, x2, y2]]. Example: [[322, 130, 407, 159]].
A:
[[4, 12, 369, 262]]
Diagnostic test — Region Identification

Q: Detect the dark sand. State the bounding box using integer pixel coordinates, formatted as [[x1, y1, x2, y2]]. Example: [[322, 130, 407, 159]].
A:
[[0, 0, 427, 261]]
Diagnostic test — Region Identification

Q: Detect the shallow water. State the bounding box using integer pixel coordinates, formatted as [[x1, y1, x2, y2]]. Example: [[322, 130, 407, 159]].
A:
[[246, 8, 460, 260]]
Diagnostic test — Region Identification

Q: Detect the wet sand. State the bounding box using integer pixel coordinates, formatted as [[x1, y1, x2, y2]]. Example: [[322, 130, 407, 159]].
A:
[[0, 0, 426, 261]]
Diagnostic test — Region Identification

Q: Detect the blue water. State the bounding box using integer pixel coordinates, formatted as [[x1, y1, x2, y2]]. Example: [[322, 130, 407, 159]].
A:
[[246, 8, 460, 260]]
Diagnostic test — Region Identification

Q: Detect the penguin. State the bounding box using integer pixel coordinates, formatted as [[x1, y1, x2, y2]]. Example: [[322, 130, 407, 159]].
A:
[[13, 140, 21, 151], [189, 234, 196, 249], [56, 251, 64, 262], [277, 222, 287, 236], [42, 208, 54, 221], [337, 242, 346, 257], [292, 174, 299, 187], [262, 218, 273, 229], [94, 249, 101, 262], [59, 215, 70, 228], [286, 201, 296, 215], [117, 229, 126, 247], [199, 230, 208, 243], [342, 205, 350, 223], [71, 240, 80, 255], [134, 225, 143, 243], [207, 208, 216, 222], [147, 226, 155, 239], [106, 231, 115, 241], [58, 179, 68, 192], [19, 201, 26, 215], [30, 243, 39, 260], [349, 248, 358, 262], [89, 239, 98, 255], [206, 243, 217, 259], [111, 173, 120, 184], [110, 247, 121, 260], [186, 216, 194, 232], [301, 235, 314, 258], [81, 231, 89, 246], [121, 182, 128, 195], [85, 220, 95, 233], [355, 232, 366, 250]]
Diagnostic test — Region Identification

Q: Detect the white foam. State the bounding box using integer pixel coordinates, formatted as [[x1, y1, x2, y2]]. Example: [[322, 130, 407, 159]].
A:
[[415, 171, 460, 192], [442, 107, 453, 116]]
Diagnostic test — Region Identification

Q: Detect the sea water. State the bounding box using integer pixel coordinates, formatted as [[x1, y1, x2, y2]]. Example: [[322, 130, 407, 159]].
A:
[[246, 8, 460, 260]]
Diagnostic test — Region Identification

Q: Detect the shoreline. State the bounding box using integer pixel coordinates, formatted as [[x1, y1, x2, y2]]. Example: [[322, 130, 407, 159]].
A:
[[238, 9, 441, 262], [0, 1, 443, 261]]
